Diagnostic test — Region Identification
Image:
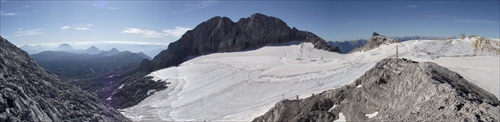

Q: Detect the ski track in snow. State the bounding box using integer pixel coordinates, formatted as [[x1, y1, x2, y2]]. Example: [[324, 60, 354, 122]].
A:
[[120, 39, 500, 121]]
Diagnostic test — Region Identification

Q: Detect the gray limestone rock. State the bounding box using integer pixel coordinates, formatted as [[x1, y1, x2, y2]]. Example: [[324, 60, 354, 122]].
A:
[[0, 36, 130, 121], [351, 32, 398, 53], [254, 58, 500, 122]]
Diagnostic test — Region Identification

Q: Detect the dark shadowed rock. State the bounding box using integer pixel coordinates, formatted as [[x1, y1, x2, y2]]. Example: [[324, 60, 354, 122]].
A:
[[0, 36, 130, 121], [254, 58, 500, 122]]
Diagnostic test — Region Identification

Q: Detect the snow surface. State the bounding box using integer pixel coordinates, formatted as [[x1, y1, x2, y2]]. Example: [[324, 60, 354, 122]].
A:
[[336, 112, 347, 122], [118, 84, 124, 89], [120, 39, 499, 121], [366, 111, 379, 118]]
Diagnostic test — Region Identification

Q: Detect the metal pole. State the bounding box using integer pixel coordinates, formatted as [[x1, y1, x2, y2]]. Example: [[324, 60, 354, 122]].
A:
[[396, 45, 398, 59]]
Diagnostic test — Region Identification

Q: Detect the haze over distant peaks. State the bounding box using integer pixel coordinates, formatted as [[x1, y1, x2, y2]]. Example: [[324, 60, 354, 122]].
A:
[[56, 43, 75, 52], [85, 45, 101, 54]]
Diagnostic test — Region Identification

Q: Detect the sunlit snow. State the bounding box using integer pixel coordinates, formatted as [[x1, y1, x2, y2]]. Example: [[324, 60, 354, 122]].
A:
[[120, 38, 499, 121]]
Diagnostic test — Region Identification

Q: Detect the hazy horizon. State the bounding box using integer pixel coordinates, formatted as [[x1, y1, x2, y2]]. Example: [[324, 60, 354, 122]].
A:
[[1, 1, 499, 47]]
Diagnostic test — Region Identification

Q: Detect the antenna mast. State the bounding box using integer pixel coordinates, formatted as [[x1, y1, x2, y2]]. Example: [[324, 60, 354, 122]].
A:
[[396, 45, 399, 59]]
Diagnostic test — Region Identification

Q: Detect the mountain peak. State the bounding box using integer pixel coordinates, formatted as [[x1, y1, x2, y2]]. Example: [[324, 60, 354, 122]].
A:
[[85, 45, 101, 54], [351, 32, 397, 52], [114, 13, 340, 109], [142, 13, 339, 72], [110, 47, 120, 52], [56, 43, 75, 52]]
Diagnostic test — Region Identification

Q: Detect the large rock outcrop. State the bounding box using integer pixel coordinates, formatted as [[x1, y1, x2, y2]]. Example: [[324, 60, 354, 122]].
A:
[[140, 13, 339, 72], [0, 36, 130, 121], [351, 32, 398, 52], [470, 35, 500, 55], [111, 13, 339, 109], [254, 58, 500, 122]]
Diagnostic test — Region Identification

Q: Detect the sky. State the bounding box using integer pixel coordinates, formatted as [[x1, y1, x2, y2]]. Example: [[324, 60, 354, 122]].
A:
[[1, 0, 499, 47]]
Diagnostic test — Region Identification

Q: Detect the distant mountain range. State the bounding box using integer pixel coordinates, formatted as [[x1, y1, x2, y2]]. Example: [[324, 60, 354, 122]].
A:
[[30, 47, 151, 95], [20, 43, 165, 57]]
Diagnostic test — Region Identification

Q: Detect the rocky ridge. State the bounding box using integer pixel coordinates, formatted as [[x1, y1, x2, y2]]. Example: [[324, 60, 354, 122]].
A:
[[0, 36, 130, 121], [253, 58, 500, 122], [351, 32, 398, 53], [470, 36, 500, 55]]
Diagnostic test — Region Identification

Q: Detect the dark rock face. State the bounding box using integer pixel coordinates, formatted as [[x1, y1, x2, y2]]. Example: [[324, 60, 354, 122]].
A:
[[143, 13, 339, 72], [254, 58, 500, 122], [0, 36, 130, 121], [112, 13, 339, 109], [351, 32, 397, 52]]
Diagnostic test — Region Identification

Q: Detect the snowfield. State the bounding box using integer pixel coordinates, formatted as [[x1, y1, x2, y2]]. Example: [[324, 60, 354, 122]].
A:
[[120, 38, 499, 121]]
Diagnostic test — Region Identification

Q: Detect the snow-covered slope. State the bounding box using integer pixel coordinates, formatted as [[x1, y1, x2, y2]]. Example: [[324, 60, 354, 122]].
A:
[[120, 38, 499, 121]]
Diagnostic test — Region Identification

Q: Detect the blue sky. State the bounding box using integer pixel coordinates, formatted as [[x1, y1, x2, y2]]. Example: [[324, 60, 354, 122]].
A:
[[1, 0, 499, 46]]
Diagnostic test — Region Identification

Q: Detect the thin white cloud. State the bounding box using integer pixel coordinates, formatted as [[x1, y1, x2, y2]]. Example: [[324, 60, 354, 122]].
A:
[[163, 27, 192, 37], [61, 26, 71, 30], [61, 24, 94, 31], [171, 0, 219, 14], [15, 29, 44, 37], [106, 7, 118, 10], [24, 5, 30, 8], [91, 3, 118, 10], [453, 19, 497, 24], [0, 10, 17, 16], [123, 27, 192, 38], [123, 28, 165, 38], [348, 20, 371, 24], [402, 5, 419, 8]]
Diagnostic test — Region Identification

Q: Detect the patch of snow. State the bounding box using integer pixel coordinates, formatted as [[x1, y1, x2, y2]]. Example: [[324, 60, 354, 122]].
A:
[[366, 111, 378, 118], [106, 96, 112, 101], [328, 105, 337, 112], [336, 112, 346, 122], [107, 75, 114, 78], [146, 90, 156, 96], [356, 85, 362, 88], [118, 84, 124, 89]]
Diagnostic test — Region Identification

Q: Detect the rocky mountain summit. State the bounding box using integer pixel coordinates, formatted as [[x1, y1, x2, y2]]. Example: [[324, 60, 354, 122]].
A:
[[110, 13, 340, 109], [0, 36, 130, 121], [351, 32, 398, 52], [254, 58, 499, 122], [140, 13, 339, 72]]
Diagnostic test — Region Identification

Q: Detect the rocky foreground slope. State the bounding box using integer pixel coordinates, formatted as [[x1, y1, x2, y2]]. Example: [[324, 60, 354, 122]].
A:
[[254, 58, 500, 122], [110, 13, 340, 109], [0, 36, 130, 121]]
